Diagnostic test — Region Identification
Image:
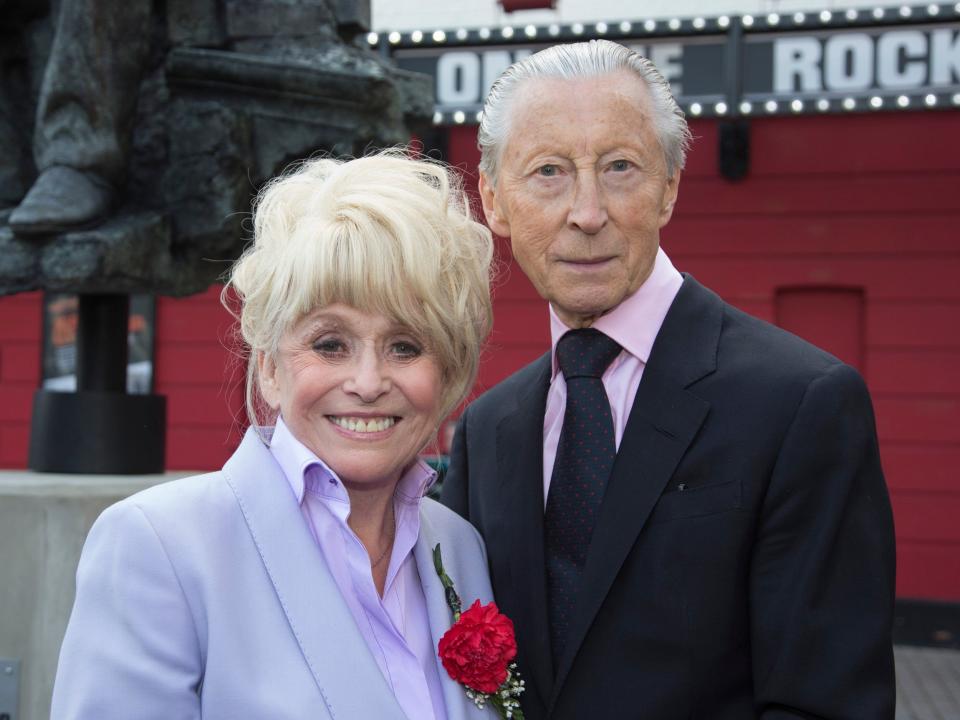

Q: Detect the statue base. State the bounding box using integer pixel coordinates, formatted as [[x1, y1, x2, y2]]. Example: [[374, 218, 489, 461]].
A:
[[28, 390, 166, 474]]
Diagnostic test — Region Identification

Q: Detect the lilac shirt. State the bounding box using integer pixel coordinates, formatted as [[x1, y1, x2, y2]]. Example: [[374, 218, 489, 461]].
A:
[[268, 417, 448, 720], [543, 247, 683, 504]]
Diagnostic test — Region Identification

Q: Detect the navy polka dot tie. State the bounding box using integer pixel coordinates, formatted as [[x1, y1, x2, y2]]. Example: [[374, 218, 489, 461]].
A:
[[545, 328, 622, 666]]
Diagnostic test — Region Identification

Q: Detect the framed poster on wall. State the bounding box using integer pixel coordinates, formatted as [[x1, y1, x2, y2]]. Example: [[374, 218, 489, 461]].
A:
[[41, 293, 156, 394]]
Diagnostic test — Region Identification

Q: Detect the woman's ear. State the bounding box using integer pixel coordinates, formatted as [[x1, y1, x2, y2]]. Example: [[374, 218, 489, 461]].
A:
[[257, 351, 282, 411]]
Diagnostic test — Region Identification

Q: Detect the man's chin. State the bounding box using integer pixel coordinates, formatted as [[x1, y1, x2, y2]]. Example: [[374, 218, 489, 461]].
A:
[[550, 295, 621, 328]]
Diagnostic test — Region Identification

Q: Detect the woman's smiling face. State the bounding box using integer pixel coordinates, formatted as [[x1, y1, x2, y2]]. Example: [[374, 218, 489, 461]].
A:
[[258, 303, 443, 492]]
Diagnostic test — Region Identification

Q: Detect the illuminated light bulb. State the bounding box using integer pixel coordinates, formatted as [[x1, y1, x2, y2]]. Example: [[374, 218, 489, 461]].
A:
[[572, 22, 584, 35], [456, 28, 468, 40], [843, 97, 856, 110], [897, 95, 910, 107], [388, 31, 401, 44], [595, 22, 608, 34], [739, 101, 753, 114], [794, 11, 806, 22], [432, 112, 443, 125], [767, 13, 780, 25], [644, 19, 657, 31], [619, 21, 632, 33], [820, 10, 833, 22], [693, 17, 706, 29], [870, 96, 883, 109], [453, 111, 466, 124], [715, 101, 728, 115], [925, 93, 937, 106], [791, 99, 804, 112], [668, 18, 682, 30], [765, 99, 778, 113], [524, 24, 537, 38], [366, 32, 378, 45], [817, 98, 830, 111], [742, 14, 755, 27], [411, 30, 424, 43], [432, 30, 446, 42], [501, 26, 514, 38], [689, 102, 703, 116], [718, 16, 731, 28]]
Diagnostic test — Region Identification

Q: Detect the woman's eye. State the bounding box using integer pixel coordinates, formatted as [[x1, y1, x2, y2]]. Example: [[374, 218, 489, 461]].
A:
[[537, 164, 559, 177], [390, 341, 423, 359], [610, 159, 631, 172], [312, 338, 347, 356]]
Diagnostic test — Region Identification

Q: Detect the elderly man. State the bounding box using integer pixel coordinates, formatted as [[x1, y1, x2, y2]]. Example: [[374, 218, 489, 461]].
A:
[[442, 40, 895, 720]]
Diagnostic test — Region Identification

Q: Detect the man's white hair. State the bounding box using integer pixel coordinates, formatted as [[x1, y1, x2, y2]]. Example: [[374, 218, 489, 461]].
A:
[[478, 39, 692, 184]]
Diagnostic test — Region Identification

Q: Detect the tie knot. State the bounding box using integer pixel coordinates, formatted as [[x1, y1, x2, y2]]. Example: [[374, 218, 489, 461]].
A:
[[556, 329, 622, 380]]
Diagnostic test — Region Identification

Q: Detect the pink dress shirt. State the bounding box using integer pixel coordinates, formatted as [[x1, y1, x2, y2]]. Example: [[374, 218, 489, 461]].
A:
[[268, 417, 448, 720], [543, 247, 683, 505]]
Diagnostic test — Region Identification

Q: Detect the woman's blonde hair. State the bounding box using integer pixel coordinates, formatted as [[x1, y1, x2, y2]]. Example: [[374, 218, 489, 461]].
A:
[[223, 149, 494, 430]]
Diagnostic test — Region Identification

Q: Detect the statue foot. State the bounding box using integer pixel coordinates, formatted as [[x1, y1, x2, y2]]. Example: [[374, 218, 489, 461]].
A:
[[9, 167, 114, 236]]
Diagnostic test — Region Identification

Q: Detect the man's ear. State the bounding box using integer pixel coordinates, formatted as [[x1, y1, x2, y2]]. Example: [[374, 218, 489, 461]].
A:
[[257, 351, 281, 411], [478, 172, 511, 238], [658, 172, 681, 228]]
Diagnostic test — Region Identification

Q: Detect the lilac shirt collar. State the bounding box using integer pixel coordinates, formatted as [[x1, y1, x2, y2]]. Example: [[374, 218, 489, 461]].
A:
[[549, 246, 683, 374], [268, 415, 437, 508]]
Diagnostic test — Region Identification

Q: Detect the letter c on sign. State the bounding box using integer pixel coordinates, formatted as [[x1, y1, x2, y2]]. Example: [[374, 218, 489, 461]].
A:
[[878, 31, 927, 88]]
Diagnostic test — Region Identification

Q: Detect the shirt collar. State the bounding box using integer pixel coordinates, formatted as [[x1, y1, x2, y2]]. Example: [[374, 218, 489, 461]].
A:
[[267, 415, 437, 507], [549, 246, 683, 378]]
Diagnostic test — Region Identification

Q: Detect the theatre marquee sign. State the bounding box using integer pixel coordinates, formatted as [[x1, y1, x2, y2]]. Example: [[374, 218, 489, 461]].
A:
[[375, 4, 960, 122]]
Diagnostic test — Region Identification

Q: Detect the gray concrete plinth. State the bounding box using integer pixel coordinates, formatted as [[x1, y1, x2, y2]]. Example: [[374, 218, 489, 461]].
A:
[[0, 470, 192, 720]]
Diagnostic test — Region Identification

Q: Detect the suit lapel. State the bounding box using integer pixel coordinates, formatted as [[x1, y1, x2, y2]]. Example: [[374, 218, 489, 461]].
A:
[[222, 430, 407, 719], [494, 354, 555, 706], [549, 277, 723, 704]]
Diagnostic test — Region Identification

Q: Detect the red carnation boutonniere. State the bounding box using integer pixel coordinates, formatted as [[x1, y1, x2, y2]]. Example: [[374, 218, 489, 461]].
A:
[[433, 544, 525, 719]]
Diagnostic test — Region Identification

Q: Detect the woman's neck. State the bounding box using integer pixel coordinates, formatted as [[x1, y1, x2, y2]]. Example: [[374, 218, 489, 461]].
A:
[[346, 481, 398, 597]]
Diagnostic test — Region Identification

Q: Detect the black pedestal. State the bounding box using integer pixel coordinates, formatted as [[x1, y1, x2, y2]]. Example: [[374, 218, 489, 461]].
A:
[[27, 292, 166, 474], [28, 390, 166, 473]]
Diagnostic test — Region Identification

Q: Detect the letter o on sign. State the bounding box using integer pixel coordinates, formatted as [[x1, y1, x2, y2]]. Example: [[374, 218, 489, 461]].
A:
[[825, 33, 874, 90], [437, 52, 481, 105]]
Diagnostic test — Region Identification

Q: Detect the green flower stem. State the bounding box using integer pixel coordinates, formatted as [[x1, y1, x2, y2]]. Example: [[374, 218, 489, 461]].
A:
[[432, 544, 462, 620]]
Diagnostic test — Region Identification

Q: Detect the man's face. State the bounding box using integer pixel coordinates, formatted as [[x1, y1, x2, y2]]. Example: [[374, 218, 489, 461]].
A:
[[479, 71, 680, 328]]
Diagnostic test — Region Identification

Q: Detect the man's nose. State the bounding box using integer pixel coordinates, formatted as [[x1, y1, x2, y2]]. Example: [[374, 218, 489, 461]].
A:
[[567, 175, 607, 234], [343, 353, 391, 402]]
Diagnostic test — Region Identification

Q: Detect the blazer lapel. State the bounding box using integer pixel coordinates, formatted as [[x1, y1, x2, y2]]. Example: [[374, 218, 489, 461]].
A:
[[550, 277, 723, 703], [222, 430, 407, 719], [493, 353, 555, 706], [414, 513, 497, 720]]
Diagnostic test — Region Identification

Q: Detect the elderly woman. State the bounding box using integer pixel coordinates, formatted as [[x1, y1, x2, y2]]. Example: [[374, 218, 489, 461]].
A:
[[51, 152, 501, 719]]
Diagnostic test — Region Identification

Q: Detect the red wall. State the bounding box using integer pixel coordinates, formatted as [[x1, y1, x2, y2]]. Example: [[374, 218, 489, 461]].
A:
[[1, 109, 958, 600]]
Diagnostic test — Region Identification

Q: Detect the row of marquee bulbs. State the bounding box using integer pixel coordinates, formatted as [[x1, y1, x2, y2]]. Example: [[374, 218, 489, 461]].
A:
[[368, 3, 960, 47], [431, 92, 960, 125]]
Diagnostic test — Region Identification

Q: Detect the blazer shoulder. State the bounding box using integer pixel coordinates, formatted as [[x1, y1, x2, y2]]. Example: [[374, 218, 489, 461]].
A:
[[92, 470, 240, 556], [719, 300, 849, 383]]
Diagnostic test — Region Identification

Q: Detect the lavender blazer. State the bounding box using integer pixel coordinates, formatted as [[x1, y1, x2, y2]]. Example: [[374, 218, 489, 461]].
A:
[[51, 429, 499, 719]]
